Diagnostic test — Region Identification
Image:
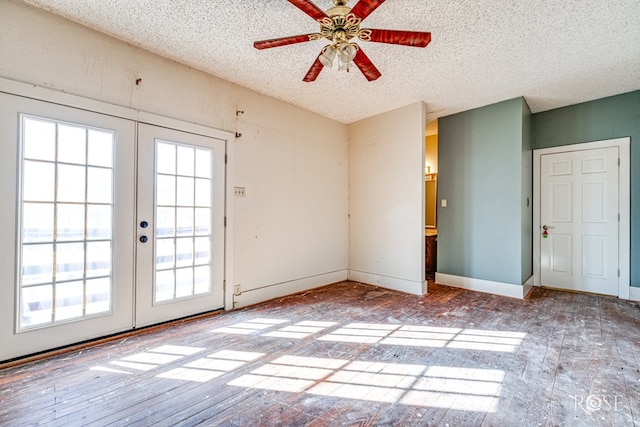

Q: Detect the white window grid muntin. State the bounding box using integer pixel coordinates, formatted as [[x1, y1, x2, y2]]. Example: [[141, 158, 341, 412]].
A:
[[153, 140, 214, 304], [17, 114, 116, 331]]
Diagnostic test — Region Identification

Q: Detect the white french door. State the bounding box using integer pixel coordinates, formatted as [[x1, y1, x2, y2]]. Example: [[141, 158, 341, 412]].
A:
[[0, 93, 227, 361], [0, 94, 136, 360], [539, 146, 619, 295], [135, 124, 225, 327]]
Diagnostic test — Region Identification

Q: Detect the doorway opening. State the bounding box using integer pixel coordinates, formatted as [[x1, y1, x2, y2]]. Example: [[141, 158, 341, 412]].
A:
[[425, 122, 438, 281]]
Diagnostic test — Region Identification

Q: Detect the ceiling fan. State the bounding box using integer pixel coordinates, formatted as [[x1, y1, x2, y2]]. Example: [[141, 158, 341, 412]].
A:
[[254, 0, 431, 82]]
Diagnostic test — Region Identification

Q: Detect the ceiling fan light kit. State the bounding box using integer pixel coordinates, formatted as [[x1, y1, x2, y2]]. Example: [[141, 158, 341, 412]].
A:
[[254, 0, 432, 82]]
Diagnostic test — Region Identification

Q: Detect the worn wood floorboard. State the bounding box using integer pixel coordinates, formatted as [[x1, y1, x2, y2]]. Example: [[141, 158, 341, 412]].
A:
[[2, 281, 640, 426]]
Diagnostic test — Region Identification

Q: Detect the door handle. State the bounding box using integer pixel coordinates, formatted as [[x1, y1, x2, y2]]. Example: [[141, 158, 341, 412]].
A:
[[139, 235, 148, 243]]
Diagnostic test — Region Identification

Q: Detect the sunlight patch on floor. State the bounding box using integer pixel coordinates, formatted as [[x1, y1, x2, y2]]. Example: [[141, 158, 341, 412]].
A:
[[262, 321, 338, 339], [91, 345, 206, 374], [320, 324, 525, 353], [89, 319, 524, 413], [229, 355, 504, 413], [318, 323, 401, 343], [212, 318, 289, 335], [158, 350, 265, 382]]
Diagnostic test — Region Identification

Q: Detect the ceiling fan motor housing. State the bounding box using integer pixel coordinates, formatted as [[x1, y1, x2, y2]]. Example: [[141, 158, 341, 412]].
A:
[[320, 12, 363, 45]]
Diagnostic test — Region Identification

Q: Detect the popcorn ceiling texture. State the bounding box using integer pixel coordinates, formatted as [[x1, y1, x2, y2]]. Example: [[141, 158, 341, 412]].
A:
[[21, 0, 640, 124]]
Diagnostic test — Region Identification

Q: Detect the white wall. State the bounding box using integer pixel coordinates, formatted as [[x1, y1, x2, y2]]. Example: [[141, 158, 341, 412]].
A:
[[0, 0, 348, 309], [348, 102, 427, 294]]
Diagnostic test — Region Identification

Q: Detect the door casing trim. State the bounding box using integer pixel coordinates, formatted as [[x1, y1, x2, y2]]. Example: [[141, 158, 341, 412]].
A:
[[533, 137, 630, 299]]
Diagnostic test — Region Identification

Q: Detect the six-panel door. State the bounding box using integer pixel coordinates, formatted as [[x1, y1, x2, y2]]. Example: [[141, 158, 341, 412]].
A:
[[540, 147, 619, 295]]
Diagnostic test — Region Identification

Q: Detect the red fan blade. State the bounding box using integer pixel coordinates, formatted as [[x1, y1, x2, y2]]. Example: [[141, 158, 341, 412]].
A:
[[287, 0, 329, 21], [353, 48, 381, 81], [303, 56, 324, 82], [350, 0, 386, 21], [365, 29, 431, 47], [254, 34, 317, 50]]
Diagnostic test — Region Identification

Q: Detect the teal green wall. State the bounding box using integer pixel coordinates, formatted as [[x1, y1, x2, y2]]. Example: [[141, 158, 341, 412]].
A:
[[532, 90, 640, 286], [438, 98, 532, 285]]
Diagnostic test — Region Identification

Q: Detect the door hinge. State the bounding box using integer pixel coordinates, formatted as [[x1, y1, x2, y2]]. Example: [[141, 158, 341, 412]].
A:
[[224, 216, 227, 227], [225, 154, 228, 164], [618, 269, 621, 277]]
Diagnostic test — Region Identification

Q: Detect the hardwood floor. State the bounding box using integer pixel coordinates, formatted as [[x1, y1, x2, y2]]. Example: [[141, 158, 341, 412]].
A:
[[1, 281, 640, 426]]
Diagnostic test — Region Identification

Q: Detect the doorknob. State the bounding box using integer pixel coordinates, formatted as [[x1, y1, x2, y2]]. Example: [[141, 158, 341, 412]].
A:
[[140, 220, 149, 228], [139, 236, 148, 243]]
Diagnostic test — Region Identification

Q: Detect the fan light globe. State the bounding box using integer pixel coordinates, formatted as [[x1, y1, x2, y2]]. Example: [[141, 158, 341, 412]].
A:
[[319, 46, 337, 67], [339, 43, 357, 62]]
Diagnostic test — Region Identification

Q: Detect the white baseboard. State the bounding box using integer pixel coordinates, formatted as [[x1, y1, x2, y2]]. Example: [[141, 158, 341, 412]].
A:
[[233, 270, 348, 309], [628, 286, 640, 302], [435, 273, 532, 299], [348, 270, 426, 295]]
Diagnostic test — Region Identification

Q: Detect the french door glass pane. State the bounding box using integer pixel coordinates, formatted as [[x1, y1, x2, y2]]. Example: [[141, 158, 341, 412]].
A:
[[23, 161, 55, 201], [87, 167, 113, 203], [85, 278, 111, 314], [22, 203, 54, 243], [22, 244, 53, 285], [86, 241, 112, 278], [177, 146, 194, 176], [176, 207, 194, 236], [18, 115, 115, 329], [156, 143, 176, 174], [55, 281, 84, 321], [157, 207, 175, 236], [57, 164, 86, 203], [57, 124, 86, 164], [176, 177, 195, 206], [87, 129, 113, 167], [157, 175, 176, 205], [154, 140, 213, 303], [56, 204, 85, 241], [21, 285, 53, 327], [23, 118, 55, 161], [87, 205, 112, 239]]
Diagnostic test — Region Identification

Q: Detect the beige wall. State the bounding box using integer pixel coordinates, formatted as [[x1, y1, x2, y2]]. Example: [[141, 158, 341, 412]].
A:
[[348, 102, 427, 294], [0, 0, 349, 308]]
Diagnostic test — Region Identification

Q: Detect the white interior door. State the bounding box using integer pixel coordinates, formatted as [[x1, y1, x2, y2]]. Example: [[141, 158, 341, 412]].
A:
[[0, 93, 136, 361], [135, 124, 226, 327], [540, 147, 619, 295]]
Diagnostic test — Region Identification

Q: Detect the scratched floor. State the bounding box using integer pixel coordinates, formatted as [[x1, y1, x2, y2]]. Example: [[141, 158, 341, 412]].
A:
[[1, 281, 640, 426]]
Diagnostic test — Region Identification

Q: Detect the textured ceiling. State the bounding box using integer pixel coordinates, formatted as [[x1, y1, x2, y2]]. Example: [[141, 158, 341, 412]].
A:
[[21, 0, 640, 129]]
